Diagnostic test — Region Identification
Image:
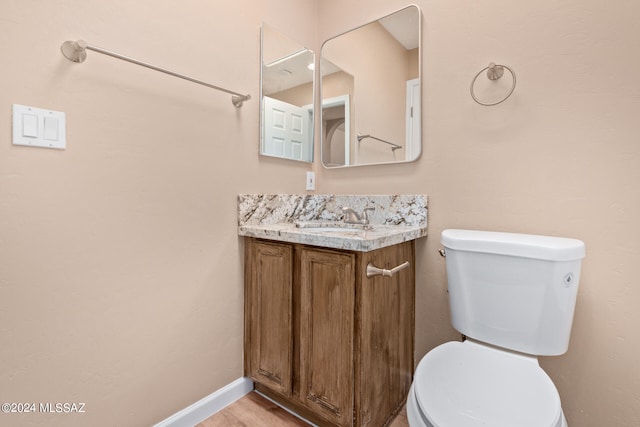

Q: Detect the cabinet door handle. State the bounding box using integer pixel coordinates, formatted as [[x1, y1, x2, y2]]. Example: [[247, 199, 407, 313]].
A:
[[366, 261, 410, 278]]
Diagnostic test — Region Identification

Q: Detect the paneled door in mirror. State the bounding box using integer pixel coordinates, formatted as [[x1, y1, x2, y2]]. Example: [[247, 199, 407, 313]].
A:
[[261, 23, 315, 163]]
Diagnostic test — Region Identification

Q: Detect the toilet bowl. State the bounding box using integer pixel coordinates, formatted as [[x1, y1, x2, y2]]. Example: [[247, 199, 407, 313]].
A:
[[406, 340, 568, 427], [407, 230, 584, 427]]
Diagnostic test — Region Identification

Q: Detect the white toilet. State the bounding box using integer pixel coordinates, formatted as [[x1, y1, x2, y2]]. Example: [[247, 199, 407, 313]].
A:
[[407, 229, 585, 427]]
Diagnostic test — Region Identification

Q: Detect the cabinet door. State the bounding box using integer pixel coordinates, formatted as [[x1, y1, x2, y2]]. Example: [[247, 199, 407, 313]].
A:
[[356, 241, 415, 427], [245, 239, 293, 397], [299, 248, 355, 427]]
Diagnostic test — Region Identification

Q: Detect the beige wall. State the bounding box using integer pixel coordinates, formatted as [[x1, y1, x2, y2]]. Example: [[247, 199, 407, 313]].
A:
[[1, 1, 639, 427], [317, 0, 640, 426], [0, 0, 316, 426], [270, 81, 313, 107], [323, 21, 410, 163]]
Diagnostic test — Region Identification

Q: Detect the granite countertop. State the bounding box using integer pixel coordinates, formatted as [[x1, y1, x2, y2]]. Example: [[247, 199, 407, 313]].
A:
[[237, 194, 428, 252], [238, 221, 427, 252]]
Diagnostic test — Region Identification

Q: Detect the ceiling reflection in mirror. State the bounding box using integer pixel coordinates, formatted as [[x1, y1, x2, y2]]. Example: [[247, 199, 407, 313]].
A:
[[320, 5, 421, 168], [260, 23, 315, 163]]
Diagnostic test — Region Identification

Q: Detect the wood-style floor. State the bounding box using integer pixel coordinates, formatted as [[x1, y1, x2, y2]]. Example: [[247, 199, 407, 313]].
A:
[[196, 392, 409, 427]]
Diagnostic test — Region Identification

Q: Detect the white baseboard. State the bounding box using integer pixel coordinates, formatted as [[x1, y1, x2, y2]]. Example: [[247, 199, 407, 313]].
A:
[[154, 377, 254, 427]]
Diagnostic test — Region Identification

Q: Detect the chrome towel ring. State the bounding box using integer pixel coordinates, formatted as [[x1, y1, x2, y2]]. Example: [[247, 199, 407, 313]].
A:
[[470, 62, 516, 106]]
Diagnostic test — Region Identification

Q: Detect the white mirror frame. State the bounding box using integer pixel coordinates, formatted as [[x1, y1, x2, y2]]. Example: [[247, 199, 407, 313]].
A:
[[319, 4, 422, 168]]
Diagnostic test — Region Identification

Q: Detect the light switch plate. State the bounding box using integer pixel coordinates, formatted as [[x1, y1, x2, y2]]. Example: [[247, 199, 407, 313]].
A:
[[12, 104, 66, 150], [306, 171, 315, 190]]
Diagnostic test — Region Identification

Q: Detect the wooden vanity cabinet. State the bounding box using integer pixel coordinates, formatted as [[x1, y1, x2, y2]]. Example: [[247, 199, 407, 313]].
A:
[[244, 238, 415, 427], [244, 240, 294, 397]]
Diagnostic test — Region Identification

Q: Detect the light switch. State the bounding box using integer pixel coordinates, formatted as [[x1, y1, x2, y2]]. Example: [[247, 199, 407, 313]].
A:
[[44, 116, 59, 141], [22, 113, 38, 137], [306, 171, 315, 190], [13, 104, 66, 150]]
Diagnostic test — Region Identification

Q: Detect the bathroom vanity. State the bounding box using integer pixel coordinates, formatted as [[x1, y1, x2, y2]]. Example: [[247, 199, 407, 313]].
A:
[[238, 194, 427, 427], [245, 238, 414, 426]]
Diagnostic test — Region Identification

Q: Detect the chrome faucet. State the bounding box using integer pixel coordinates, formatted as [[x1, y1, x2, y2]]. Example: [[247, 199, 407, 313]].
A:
[[341, 206, 375, 225]]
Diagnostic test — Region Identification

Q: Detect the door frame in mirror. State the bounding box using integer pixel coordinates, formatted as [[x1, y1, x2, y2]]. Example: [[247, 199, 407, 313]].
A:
[[321, 95, 351, 167]]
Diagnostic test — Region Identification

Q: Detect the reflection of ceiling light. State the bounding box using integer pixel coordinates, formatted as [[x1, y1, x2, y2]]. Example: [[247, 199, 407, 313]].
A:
[[307, 63, 315, 70], [265, 48, 308, 67]]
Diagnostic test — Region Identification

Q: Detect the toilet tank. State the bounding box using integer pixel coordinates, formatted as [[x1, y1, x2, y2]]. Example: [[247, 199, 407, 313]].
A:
[[441, 229, 585, 356]]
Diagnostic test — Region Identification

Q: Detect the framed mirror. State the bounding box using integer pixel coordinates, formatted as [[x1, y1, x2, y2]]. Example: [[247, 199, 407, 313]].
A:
[[260, 23, 315, 163], [320, 5, 421, 168]]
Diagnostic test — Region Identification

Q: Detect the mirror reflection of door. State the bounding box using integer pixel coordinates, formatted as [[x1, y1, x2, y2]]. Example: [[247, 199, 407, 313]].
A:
[[264, 96, 312, 161], [260, 23, 315, 162], [405, 77, 420, 160]]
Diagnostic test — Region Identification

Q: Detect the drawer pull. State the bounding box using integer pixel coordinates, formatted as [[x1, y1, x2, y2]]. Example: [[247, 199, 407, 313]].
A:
[[366, 261, 410, 278]]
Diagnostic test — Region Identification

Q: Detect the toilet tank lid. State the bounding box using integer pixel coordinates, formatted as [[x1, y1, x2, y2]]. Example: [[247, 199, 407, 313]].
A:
[[441, 229, 585, 261]]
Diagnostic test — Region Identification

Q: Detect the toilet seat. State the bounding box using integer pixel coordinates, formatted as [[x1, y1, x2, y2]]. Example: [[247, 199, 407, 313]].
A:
[[413, 340, 563, 427]]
